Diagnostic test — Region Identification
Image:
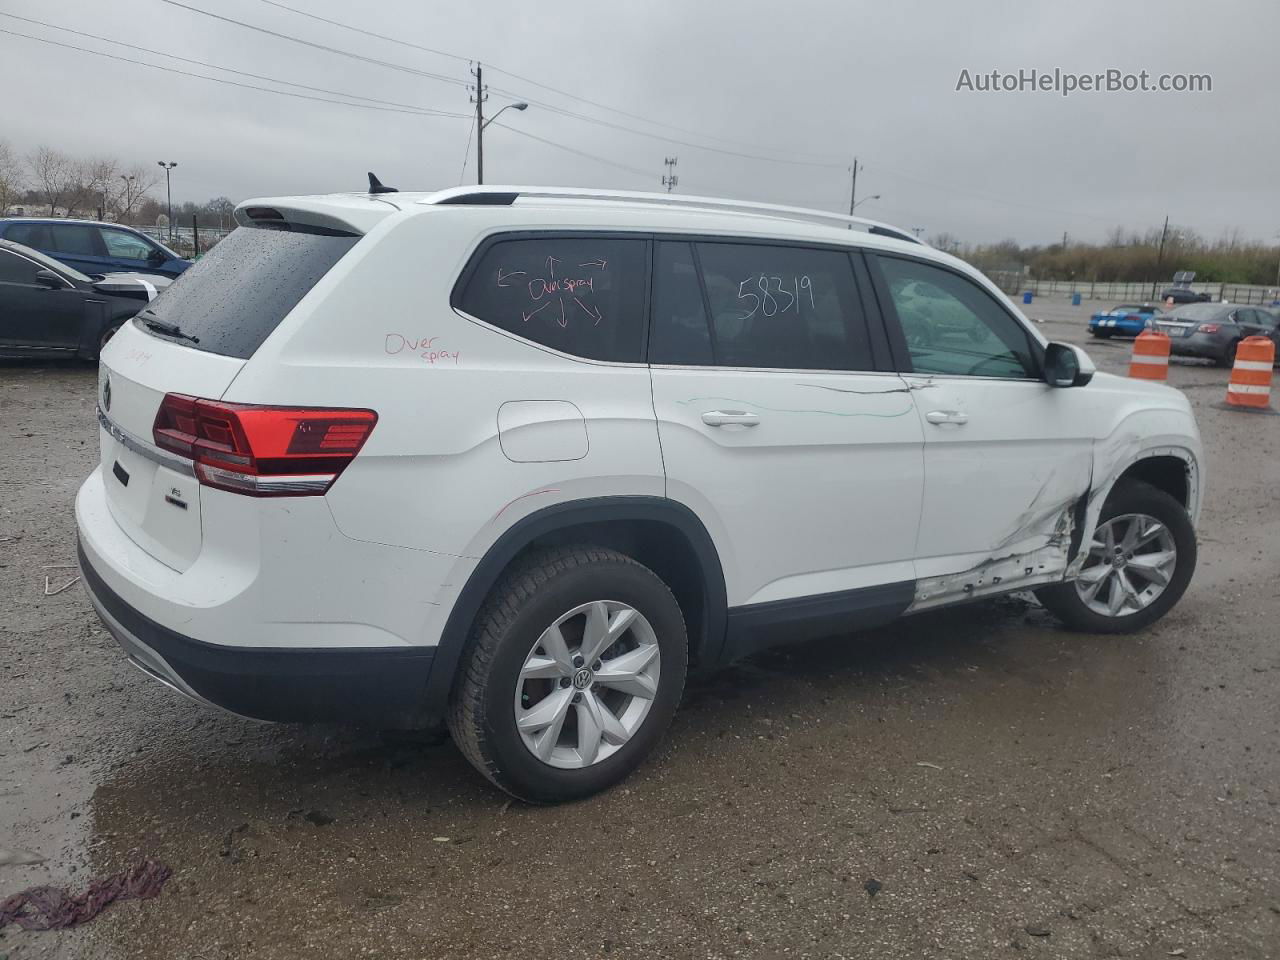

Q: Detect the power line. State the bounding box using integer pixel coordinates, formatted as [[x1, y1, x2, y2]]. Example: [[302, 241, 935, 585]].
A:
[[158, 0, 471, 90], [253, 0, 472, 64], [490, 122, 652, 180], [211, 0, 843, 168], [0, 27, 470, 120], [0, 12, 466, 117]]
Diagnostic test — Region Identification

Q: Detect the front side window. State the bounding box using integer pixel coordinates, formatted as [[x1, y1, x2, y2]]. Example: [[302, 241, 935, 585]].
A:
[[0, 249, 41, 284], [101, 228, 156, 260], [877, 256, 1036, 379], [693, 242, 872, 370], [455, 236, 647, 362]]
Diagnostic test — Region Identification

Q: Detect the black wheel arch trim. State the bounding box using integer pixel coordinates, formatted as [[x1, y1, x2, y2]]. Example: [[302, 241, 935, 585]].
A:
[[424, 496, 729, 719]]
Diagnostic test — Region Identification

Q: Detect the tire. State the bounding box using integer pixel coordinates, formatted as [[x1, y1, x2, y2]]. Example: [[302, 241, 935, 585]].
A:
[[448, 545, 687, 803], [1035, 479, 1196, 634], [1215, 339, 1239, 368], [1089, 329, 1112, 339], [97, 325, 121, 358]]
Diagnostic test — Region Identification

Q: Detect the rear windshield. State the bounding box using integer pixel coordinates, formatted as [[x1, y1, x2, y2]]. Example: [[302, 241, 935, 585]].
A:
[[136, 222, 359, 358], [1166, 303, 1222, 321]]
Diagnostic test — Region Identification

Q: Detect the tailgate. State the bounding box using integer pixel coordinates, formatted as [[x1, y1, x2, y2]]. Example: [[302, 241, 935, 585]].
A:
[[97, 322, 244, 571]]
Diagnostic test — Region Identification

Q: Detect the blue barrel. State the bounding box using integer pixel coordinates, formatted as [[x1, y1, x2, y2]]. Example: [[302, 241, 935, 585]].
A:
[[1071, 292, 1082, 306], [1022, 291, 1033, 304]]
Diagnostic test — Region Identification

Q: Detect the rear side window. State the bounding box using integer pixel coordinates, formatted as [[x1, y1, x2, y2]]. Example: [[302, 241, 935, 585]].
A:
[[455, 236, 647, 362], [693, 242, 872, 370], [5, 222, 53, 250], [649, 241, 713, 365], [138, 224, 359, 358], [101, 228, 155, 260]]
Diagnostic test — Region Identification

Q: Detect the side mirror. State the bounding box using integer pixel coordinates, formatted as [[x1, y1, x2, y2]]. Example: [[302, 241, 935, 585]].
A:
[[146, 248, 167, 264], [1044, 341, 1095, 388], [34, 269, 65, 290]]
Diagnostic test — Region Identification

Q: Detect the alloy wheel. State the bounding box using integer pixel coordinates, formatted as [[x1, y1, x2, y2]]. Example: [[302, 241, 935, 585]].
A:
[[514, 601, 661, 769], [1074, 513, 1178, 618]]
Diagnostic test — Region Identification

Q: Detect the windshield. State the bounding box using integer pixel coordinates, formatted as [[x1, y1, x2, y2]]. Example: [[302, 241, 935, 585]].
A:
[[137, 223, 360, 358]]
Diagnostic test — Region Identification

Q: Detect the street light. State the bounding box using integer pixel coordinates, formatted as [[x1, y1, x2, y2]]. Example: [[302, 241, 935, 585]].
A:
[[157, 161, 177, 242], [851, 194, 882, 211], [118, 174, 135, 223], [476, 101, 527, 184]]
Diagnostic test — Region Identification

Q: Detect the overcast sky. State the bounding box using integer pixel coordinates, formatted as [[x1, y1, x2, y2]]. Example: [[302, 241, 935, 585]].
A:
[[2, 0, 1276, 245]]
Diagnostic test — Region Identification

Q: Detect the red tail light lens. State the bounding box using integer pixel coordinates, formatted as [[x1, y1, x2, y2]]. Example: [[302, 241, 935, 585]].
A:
[[153, 394, 377, 497], [1198, 323, 1220, 333]]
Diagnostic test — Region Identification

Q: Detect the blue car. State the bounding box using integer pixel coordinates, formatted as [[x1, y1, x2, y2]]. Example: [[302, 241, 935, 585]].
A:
[[1088, 302, 1160, 338], [0, 218, 190, 279]]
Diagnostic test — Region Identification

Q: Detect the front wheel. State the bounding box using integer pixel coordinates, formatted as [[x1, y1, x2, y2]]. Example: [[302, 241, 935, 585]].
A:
[[1036, 479, 1196, 633], [448, 546, 687, 803]]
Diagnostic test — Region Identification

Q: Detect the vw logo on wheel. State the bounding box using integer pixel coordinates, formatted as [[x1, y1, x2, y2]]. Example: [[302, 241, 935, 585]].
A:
[[101, 375, 112, 412], [572, 667, 593, 690]]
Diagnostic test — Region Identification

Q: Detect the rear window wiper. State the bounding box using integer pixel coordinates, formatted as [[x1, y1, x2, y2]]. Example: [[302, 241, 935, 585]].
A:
[[140, 314, 200, 344]]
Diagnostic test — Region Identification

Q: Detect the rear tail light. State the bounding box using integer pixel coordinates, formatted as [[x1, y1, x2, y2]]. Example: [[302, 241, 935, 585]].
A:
[[1198, 323, 1220, 333], [153, 394, 376, 497]]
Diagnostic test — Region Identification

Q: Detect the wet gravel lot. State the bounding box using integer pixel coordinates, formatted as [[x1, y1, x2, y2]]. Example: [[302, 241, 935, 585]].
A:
[[2, 300, 1279, 959]]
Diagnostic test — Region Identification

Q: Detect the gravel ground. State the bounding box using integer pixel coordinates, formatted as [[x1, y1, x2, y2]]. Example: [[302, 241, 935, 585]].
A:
[[2, 299, 1278, 959]]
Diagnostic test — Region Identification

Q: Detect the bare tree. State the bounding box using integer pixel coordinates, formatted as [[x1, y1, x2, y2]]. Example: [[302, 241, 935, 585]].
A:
[[28, 145, 76, 216], [929, 231, 962, 254], [0, 139, 23, 214], [116, 163, 159, 222], [77, 156, 120, 218]]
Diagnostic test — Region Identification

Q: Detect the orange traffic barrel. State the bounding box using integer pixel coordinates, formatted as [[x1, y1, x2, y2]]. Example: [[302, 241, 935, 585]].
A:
[[1225, 336, 1275, 410], [1129, 330, 1171, 381]]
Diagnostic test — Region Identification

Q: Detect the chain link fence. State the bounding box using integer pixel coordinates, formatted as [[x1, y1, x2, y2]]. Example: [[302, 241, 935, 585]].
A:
[[985, 271, 1280, 306]]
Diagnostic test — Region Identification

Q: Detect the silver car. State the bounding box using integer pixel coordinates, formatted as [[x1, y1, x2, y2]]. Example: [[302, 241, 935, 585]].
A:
[[1153, 303, 1280, 366]]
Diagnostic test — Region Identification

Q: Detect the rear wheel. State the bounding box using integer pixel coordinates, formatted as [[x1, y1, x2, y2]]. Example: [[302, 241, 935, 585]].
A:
[[1089, 328, 1112, 339], [1036, 480, 1196, 633], [1216, 339, 1239, 368], [448, 545, 687, 802]]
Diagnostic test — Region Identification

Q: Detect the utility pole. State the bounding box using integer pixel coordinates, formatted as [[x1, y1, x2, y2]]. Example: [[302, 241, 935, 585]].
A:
[[471, 62, 488, 185], [1062, 230, 1068, 250], [848, 158, 860, 216], [662, 157, 678, 192], [1152, 214, 1170, 300], [911, 227, 924, 239]]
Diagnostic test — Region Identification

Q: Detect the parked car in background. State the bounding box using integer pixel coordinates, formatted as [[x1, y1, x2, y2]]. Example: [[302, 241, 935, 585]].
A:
[[1159, 286, 1213, 305], [1152, 302, 1280, 366], [1088, 302, 1161, 338], [0, 218, 191, 279], [0, 239, 170, 359]]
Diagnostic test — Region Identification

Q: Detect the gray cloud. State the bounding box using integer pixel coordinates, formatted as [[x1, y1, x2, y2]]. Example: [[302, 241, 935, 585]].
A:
[[2, 0, 1275, 245]]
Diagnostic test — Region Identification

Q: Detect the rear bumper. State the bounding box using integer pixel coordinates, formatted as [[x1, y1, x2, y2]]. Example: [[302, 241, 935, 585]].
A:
[[78, 539, 436, 726], [1168, 334, 1225, 359]]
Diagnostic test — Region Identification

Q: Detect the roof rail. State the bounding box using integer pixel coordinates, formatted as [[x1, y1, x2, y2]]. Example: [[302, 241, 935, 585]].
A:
[[419, 186, 923, 244]]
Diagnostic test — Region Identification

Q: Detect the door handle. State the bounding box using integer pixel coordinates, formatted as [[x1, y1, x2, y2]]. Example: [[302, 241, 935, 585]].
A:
[[925, 409, 969, 425], [701, 410, 760, 427]]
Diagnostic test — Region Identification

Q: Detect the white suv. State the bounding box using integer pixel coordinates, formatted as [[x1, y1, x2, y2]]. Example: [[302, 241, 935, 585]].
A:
[[77, 186, 1202, 801]]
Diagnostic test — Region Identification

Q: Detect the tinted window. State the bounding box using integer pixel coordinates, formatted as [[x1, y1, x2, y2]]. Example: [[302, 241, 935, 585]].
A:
[[0, 249, 41, 284], [1167, 303, 1224, 321], [456, 236, 647, 362], [877, 256, 1036, 379], [649, 241, 713, 365], [50, 225, 102, 256], [139, 224, 359, 359], [101, 228, 155, 260], [694, 242, 872, 370], [4, 223, 53, 250]]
